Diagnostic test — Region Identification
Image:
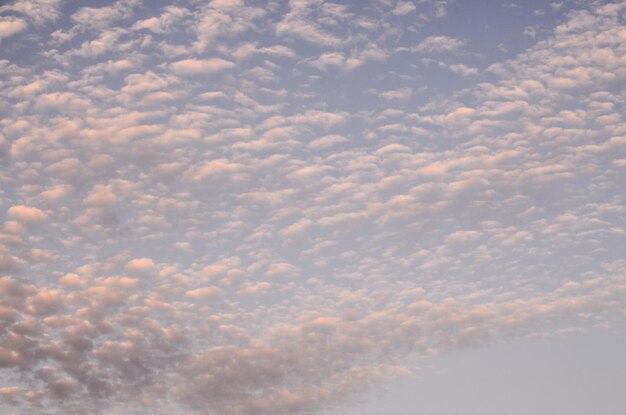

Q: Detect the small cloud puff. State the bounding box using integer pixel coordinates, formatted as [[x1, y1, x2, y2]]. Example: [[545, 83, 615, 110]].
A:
[[7, 205, 48, 223], [0, 17, 28, 40], [170, 58, 235, 75], [124, 258, 156, 273], [414, 35, 466, 53]]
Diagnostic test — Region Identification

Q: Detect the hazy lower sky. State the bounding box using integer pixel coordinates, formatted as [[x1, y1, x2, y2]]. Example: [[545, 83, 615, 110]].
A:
[[1, 1, 625, 414]]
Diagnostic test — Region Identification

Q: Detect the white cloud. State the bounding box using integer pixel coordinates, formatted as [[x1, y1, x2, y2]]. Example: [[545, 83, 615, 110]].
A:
[[132, 6, 189, 34], [71, 0, 139, 29], [232, 43, 296, 60], [0, 17, 28, 40], [380, 87, 413, 101], [448, 63, 479, 76], [170, 58, 235, 75], [192, 2, 266, 52], [83, 184, 116, 207], [275, 0, 345, 47], [311, 52, 363, 72], [7, 205, 48, 223], [124, 257, 155, 273], [0, 0, 62, 25], [308, 134, 349, 150], [0, 1, 625, 415], [185, 286, 221, 299], [392, 1, 417, 16], [414, 35, 466, 53]]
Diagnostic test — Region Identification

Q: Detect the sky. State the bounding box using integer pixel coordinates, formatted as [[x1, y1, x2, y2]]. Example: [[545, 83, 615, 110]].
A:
[[0, 0, 625, 414], [329, 322, 626, 415]]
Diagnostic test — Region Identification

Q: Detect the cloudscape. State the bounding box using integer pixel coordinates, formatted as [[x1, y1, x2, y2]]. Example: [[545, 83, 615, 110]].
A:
[[0, 0, 625, 414]]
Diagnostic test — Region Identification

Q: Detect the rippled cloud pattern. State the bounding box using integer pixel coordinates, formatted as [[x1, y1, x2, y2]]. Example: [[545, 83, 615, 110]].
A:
[[0, 0, 625, 414]]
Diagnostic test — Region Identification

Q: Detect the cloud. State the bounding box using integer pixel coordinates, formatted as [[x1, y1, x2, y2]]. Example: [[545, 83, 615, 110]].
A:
[[170, 58, 236, 75], [308, 134, 349, 150], [0, 1, 625, 415], [380, 87, 413, 101], [7, 205, 48, 223], [392, 1, 417, 16], [185, 286, 221, 299], [124, 258, 156, 273], [0, 0, 62, 26], [434, 0, 448, 18], [184, 158, 246, 181], [83, 185, 117, 207], [448, 63, 479, 76], [0, 17, 28, 40], [232, 43, 296, 60], [192, 1, 266, 52], [311, 52, 363, 72], [275, 0, 346, 47], [413, 35, 467, 53], [131, 6, 189, 34], [71, 0, 139, 29], [0, 249, 23, 273]]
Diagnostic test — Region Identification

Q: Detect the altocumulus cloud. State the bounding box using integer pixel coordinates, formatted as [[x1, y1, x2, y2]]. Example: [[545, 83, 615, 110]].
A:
[[0, 0, 625, 414]]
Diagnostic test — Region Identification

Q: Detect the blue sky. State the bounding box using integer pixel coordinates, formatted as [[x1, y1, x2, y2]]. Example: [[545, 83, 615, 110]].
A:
[[0, 1, 625, 414]]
